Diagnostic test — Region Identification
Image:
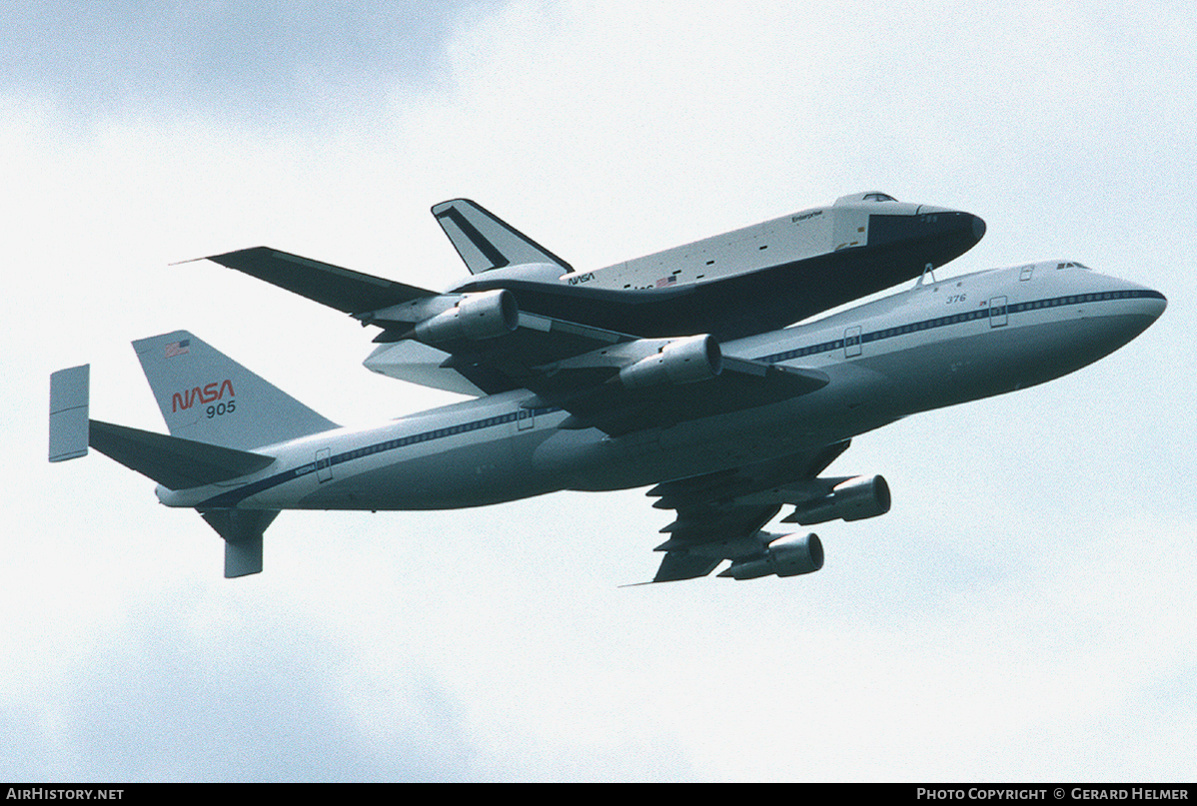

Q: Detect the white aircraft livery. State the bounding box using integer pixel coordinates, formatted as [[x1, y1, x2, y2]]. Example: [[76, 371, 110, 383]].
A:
[[49, 193, 1165, 581]]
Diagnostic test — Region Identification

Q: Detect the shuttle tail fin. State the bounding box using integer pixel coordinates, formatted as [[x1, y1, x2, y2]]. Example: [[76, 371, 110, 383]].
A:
[[431, 198, 572, 274], [133, 330, 338, 450]]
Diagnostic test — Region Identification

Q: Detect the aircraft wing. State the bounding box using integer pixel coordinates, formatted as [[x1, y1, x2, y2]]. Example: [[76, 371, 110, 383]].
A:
[[545, 355, 828, 437], [644, 441, 851, 582], [205, 247, 436, 314], [406, 311, 829, 436]]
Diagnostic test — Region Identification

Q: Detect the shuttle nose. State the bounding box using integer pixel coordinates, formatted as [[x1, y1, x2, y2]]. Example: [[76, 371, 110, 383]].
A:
[[971, 214, 987, 242], [912, 205, 986, 243], [867, 207, 987, 269]]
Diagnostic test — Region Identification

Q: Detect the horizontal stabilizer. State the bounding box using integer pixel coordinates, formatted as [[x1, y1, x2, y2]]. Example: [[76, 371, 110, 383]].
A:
[[89, 420, 275, 490], [205, 247, 434, 314], [49, 365, 90, 462]]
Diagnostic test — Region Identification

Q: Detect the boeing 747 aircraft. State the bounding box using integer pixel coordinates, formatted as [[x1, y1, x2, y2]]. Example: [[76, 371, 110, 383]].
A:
[[49, 193, 1165, 582]]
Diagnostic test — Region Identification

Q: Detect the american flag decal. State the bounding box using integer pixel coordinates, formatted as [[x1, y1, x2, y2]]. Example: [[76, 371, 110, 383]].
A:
[[655, 275, 677, 288], [164, 339, 190, 358]]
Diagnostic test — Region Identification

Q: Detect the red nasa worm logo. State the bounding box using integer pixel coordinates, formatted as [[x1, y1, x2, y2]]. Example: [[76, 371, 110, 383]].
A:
[[171, 379, 235, 412]]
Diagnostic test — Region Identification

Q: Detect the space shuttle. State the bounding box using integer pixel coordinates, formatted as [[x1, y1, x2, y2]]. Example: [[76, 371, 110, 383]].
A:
[[211, 191, 986, 395]]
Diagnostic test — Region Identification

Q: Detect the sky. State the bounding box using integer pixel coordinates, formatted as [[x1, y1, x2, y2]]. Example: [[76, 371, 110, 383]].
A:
[[4, 0, 1195, 782]]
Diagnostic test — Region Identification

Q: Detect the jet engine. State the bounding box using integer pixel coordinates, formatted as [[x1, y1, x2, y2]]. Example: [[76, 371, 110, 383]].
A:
[[718, 533, 824, 580], [618, 334, 723, 389], [412, 289, 519, 344], [783, 474, 890, 525]]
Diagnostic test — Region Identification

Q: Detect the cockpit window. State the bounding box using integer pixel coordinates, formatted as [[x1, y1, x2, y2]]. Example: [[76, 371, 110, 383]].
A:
[[1055, 261, 1091, 270], [862, 193, 897, 202]]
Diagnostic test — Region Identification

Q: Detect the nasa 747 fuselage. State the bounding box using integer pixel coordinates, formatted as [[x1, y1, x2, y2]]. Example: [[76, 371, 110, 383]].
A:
[[49, 193, 1165, 581]]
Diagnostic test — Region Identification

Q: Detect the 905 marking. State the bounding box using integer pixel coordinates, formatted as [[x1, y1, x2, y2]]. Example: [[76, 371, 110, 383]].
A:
[[207, 400, 236, 418]]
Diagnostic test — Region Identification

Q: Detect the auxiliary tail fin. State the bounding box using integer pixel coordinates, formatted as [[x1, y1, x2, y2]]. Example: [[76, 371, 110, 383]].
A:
[[133, 330, 338, 450], [49, 364, 90, 463], [48, 362, 277, 578], [50, 332, 338, 579]]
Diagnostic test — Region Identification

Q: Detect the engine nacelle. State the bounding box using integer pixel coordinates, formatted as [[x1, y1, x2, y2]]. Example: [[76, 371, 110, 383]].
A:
[[618, 334, 722, 389], [785, 475, 891, 526], [718, 533, 824, 580], [412, 289, 519, 344]]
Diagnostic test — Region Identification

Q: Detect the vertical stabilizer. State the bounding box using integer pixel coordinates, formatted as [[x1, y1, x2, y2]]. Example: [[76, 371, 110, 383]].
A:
[[431, 199, 572, 275], [201, 509, 278, 577], [49, 365, 90, 462], [133, 331, 338, 450]]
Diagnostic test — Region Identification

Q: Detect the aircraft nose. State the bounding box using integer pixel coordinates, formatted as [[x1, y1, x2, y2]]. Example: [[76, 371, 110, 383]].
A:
[[912, 206, 986, 243], [971, 213, 987, 242], [868, 208, 986, 260], [1113, 276, 1167, 321], [1086, 281, 1167, 352], [860, 207, 987, 291], [1139, 287, 1167, 324], [1147, 286, 1166, 310]]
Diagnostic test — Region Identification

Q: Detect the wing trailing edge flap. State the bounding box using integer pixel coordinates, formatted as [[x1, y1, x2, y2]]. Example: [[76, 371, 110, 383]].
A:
[[648, 504, 780, 583], [650, 552, 725, 584], [641, 441, 851, 583], [647, 440, 850, 510]]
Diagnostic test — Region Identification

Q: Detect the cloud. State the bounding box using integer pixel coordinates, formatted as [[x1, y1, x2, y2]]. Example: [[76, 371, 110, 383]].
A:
[[4, 589, 481, 781], [2, 576, 700, 781], [0, 1, 482, 127]]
